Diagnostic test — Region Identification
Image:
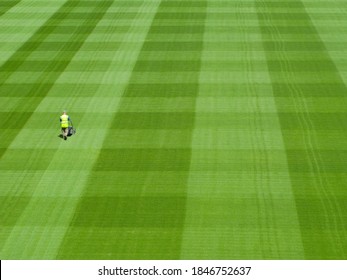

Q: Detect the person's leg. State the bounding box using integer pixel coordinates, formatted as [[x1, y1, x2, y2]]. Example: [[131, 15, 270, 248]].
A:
[[62, 128, 68, 140]]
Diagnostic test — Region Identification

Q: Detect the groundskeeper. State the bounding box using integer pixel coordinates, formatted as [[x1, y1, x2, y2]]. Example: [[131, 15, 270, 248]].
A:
[[60, 110, 71, 140]]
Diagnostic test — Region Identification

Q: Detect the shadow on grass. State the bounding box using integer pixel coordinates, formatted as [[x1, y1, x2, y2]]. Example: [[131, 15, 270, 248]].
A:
[[58, 129, 76, 139]]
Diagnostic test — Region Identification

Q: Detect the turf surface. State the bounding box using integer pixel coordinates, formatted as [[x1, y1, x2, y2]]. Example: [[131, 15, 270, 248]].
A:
[[0, 0, 346, 259]]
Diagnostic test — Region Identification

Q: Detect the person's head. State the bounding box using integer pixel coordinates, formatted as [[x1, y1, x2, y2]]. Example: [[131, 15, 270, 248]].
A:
[[63, 110, 67, 115]]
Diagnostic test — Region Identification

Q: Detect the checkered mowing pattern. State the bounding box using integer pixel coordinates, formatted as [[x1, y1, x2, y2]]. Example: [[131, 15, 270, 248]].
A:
[[0, 0, 346, 259]]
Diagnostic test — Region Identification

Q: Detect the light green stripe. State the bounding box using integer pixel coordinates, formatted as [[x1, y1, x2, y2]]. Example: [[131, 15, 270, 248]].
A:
[[180, 1, 304, 259]]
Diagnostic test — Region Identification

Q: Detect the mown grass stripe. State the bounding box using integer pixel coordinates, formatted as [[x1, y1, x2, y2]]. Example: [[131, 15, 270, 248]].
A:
[[0, 0, 114, 255], [0, 0, 20, 17], [256, 0, 347, 259], [0, 1, 164, 259], [0, 0, 114, 160], [178, 0, 304, 259], [0, 1, 114, 84], [57, 0, 207, 260]]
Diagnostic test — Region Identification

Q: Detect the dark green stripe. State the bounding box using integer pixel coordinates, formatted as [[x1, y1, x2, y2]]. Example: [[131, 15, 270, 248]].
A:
[[57, 0, 207, 260], [0, 196, 31, 226], [0, 0, 20, 16], [0, 0, 114, 160], [256, 0, 347, 259]]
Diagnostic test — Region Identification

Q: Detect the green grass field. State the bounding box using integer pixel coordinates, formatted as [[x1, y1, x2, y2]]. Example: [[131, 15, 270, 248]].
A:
[[1, 0, 347, 260]]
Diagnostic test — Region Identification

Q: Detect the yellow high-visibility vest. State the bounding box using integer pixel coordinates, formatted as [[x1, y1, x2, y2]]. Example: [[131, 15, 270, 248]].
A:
[[60, 115, 69, 128]]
